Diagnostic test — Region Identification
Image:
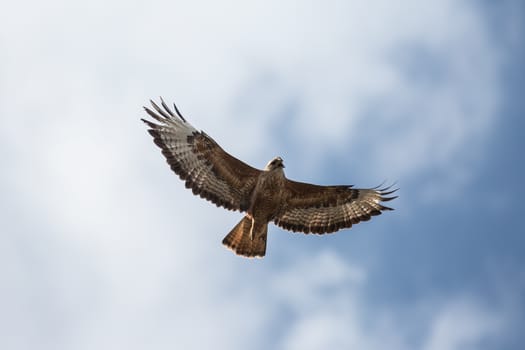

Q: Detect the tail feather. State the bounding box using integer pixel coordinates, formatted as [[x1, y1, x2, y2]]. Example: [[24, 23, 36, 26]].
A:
[[222, 216, 268, 258]]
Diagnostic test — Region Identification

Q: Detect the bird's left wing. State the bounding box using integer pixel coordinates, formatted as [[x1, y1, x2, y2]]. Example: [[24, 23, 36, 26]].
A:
[[142, 99, 261, 212], [274, 180, 397, 234]]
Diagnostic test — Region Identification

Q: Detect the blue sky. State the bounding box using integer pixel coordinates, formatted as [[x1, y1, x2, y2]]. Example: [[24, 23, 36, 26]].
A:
[[1, 0, 524, 349]]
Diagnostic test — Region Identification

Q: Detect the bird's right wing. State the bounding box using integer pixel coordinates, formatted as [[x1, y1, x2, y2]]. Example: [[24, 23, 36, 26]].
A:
[[142, 99, 261, 212]]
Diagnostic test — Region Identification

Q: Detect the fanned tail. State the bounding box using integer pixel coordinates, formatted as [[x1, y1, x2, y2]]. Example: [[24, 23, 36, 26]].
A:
[[222, 216, 268, 258]]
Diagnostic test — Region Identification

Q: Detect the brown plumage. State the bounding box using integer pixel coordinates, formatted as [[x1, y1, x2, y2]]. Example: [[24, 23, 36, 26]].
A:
[[142, 98, 397, 258]]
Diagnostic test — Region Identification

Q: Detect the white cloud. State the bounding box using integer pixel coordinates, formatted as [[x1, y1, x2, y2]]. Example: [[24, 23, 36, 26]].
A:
[[0, 0, 504, 188], [424, 298, 503, 350], [0, 1, 519, 350], [270, 252, 508, 350]]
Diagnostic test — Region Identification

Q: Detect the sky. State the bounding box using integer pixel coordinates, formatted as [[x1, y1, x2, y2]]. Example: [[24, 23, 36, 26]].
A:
[[1, 0, 524, 349]]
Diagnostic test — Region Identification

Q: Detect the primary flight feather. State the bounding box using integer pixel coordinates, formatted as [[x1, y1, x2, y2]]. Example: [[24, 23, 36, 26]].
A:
[[142, 98, 397, 258]]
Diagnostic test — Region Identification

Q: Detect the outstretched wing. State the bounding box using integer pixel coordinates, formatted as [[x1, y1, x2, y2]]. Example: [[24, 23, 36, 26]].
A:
[[142, 99, 261, 212], [274, 180, 397, 234]]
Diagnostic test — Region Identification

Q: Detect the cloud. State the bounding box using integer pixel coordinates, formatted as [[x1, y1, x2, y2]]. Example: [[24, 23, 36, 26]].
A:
[[266, 251, 509, 350], [423, 298, 503, 350], [0, 0, 521, 350], [0, 0, 506, 190]]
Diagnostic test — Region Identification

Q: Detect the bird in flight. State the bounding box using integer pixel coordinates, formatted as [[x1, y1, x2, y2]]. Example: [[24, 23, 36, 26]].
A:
[[142, 99, 397, 258]]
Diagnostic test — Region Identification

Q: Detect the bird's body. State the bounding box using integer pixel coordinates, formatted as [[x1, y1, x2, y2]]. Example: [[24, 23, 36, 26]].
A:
[[142, 99, 397, 258], [223, 158, 287, 257], [249, 159, 286, 221]]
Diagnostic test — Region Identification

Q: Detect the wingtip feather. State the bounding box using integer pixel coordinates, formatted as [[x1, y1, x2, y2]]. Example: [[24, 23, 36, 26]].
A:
[[160, 97, 175, 117]]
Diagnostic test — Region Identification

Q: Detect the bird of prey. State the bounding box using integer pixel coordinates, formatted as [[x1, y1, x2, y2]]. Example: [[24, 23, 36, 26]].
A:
[[142, 99, 397, 258]]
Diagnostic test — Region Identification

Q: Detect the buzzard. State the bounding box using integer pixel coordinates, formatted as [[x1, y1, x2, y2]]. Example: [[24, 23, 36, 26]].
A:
[[142, 99, 397, 258]]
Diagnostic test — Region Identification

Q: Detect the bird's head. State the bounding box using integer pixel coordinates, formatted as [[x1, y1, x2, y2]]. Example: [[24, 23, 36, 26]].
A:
[[265, 156, 285, 171]]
